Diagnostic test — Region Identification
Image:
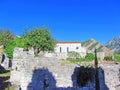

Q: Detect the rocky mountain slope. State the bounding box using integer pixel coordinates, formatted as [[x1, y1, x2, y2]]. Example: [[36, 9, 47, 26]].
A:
[[106, 36, 120, 54], [82, 39, 114, 56]]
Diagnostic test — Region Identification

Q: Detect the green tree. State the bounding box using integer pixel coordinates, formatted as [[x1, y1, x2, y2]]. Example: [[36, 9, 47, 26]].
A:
[[24, 27, 56, 54], [5, 37, 29, 59], [0, 29, 14, 48]]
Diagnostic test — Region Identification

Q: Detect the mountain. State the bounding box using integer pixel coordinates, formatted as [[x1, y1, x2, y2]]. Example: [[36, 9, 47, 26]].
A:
[[106, 36, 120, 54], [82, 39, 114, 56]]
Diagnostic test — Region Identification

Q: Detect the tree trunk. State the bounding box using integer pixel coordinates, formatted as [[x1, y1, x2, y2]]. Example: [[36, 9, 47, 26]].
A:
[[94, 49, 100, 90]]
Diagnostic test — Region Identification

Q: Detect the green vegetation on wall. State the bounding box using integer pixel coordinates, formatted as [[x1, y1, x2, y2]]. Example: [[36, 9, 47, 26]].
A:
[[68, 53, 95, 63], [1, 27, 56, 59], [104, 56, 112, 61], [85, 53, 94, 61], [67, 51, 80, 59], [5, 37, 29, 59], [114, 54, 120, 62]]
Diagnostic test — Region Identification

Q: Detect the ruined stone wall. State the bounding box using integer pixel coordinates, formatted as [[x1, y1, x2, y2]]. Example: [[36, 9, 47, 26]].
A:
[[10, 48, 113, 90], [99, 63, 120, 90], [0, 46, 9, 69], [10, 48, 78, 90]]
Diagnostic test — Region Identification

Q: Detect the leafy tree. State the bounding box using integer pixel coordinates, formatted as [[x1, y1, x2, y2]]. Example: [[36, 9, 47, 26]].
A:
[[85, 53, 94, 61], [5, 37, 29, 59], [24, 27, 56, 54], [0, 29, 14, 48]]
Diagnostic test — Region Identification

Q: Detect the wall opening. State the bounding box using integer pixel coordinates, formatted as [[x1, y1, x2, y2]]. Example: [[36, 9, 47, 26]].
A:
[[67, 47, 69, 53], [60, 47, 62, 53]]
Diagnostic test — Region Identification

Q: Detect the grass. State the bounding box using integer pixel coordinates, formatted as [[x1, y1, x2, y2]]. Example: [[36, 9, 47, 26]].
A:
[[0, 71, 10, 77], [0, 69, 16, 90], [68, 58, 94, 64], [68, 58, 84, 64], [5, 84, 16, 90]]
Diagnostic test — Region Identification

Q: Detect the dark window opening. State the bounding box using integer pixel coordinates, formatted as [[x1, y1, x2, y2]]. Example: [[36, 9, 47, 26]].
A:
[[67, 47, 69, 52], [76, 47, 79, 50], [60, 47, 62, 53]]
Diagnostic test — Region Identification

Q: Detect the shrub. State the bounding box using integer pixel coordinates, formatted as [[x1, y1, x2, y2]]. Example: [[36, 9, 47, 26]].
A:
[[85, 53, 94, 61], [104, 56, 112, 61], [114, 54, 120, 62], [77, 65, 95, 87], [69, 58, 85, 63], [5, 37, 29, 59], [67, 51, 80, 59]]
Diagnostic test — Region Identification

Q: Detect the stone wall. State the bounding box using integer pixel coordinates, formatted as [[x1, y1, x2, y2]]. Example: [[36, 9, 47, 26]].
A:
[[99, 63, 120, 90], [10, 48, 119, 90], [10, 48, 77, 90], [97, 52, 105, 60], [10, 48, 97, 90]]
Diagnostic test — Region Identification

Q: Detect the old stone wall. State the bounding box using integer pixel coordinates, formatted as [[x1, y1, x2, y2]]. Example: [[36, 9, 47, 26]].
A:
[[0, 54, 10, 69], [99, 63, 120, 90], [11, 48, 119, 90], [10, 48, 77, 90], [0, 46, 10, 69], [10, 48, 96, 90]]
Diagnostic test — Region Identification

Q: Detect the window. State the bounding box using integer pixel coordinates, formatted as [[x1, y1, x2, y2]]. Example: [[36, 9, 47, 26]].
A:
[[60, 47, 62, 53], [67, 47, 69, 52], [76, 47, 79, 50]]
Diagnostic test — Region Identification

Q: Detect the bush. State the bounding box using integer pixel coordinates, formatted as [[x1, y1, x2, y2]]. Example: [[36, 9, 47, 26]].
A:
[[85, 53, 94, 61], [114, 54, 120, 62], [67, 51, 80, 59], [68, 53, 95, 63], [77, 65, 95, 87], [69, 58, 85, 63], [104, 56, 112, 61], [5, 37, 29, 59]]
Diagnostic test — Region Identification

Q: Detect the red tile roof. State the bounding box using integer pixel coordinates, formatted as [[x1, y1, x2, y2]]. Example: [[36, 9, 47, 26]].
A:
[[57, 42, 81, 44]]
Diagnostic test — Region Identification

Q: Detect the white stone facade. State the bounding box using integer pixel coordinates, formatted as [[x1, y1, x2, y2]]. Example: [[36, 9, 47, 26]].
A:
[[54, 42, 86, 58]]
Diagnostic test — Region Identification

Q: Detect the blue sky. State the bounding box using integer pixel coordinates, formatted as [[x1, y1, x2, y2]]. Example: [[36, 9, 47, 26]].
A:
[[0, 0, 120, 45]]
